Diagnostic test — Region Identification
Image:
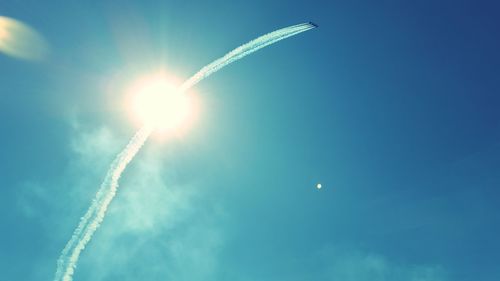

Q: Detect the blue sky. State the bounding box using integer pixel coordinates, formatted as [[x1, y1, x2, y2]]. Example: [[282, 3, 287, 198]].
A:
[[1, 0, 500, 280]]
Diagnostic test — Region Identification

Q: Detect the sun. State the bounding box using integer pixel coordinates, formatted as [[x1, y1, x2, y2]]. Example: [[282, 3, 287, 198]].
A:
[[130, 74, 193, 132]]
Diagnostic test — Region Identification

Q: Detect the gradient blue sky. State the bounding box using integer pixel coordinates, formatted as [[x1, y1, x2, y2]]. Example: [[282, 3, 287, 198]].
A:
[[1, 1, 500, 280]]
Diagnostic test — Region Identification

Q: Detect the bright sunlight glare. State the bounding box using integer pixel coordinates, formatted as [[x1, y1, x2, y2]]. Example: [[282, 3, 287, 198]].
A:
[[130, 74, 193, 132]]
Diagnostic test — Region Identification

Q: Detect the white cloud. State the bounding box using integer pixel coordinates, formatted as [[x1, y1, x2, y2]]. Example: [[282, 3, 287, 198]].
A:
[[16, 123, 225, 281], [17, 122, 446, 281], [323, 250, 447, 281]]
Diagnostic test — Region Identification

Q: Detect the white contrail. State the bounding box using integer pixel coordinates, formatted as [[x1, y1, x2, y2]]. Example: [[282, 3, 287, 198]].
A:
[[54, 125, 153, 281], [179, 22, 315, 92], [54, 22, 316, 281]]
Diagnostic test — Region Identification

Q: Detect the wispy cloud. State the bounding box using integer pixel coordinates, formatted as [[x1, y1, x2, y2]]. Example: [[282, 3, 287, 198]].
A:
[[322, 249, 448, 281], [72, 138, 224, 281], [17, 123, 225, 281]]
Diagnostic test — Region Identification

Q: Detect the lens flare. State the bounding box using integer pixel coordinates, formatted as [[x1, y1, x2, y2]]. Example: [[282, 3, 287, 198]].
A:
[[0, 16, 49, 60]]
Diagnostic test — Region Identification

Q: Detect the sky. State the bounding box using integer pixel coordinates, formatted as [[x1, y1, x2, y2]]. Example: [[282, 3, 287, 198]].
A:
[[1, 0, 500, 280]]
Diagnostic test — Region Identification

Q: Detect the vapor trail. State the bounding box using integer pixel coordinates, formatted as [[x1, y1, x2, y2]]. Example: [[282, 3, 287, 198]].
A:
[[54, 126, 152, 281], [179, 22, 315, 92], [54, 22, 316, 281]]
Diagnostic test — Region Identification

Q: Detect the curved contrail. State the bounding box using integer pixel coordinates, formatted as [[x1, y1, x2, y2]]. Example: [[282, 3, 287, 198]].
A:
[[179, 22, 316, 92], [54, 22, 316, 281]]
